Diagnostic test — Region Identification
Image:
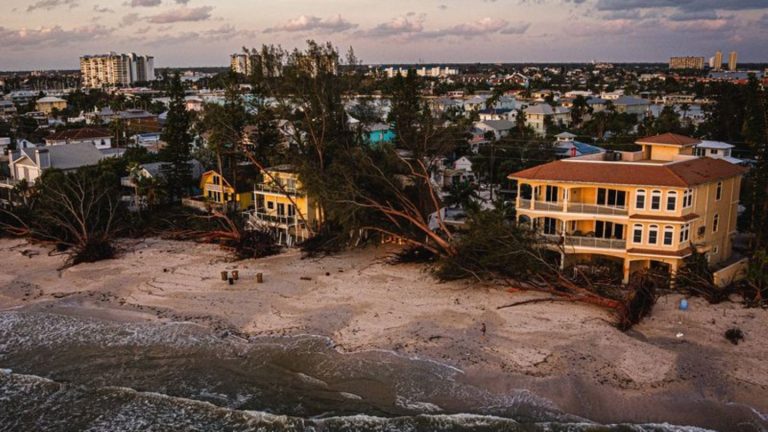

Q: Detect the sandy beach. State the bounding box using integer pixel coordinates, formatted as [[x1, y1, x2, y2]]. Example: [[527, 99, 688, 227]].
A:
[[0, 237, 766, 430]]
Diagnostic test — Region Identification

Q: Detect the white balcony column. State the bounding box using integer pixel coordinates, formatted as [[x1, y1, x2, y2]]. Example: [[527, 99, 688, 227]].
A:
[[563, 187, 569, 213]]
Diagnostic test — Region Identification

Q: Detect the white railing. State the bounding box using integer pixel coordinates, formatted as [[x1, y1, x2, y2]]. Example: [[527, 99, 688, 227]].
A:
[[542, 234, 626, 250], [255, 183, 302, 196], [566, 202, 628, 216], [246, 209, 302, 228]]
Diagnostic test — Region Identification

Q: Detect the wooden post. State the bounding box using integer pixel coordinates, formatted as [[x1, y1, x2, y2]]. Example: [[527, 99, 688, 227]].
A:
[[221, 271, 228, 281], [256, 273, 263, 283], [232, 270, 239, 280]]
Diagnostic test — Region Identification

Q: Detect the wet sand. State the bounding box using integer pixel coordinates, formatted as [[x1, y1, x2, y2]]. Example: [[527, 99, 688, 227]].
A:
[[0, 238, 766, 430]]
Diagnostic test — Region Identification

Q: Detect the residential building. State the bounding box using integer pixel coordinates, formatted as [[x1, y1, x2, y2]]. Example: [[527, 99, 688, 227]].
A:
[[0, 100, 17, 119], [553, 132, 605, 158], [523, 104, 571, 136], [713, 50, 723, 70], [474, 120, 515, 140], [728, 51, 738, 72], [9, 142, 106, 184], [612, 96, 651, 117], [199, 167, 257, 212], [365, 123, 396, 145], [247, 165, 322, 245], [231, 53, 251, 75], [510, 133, 745, 284], [45, 128, 112, 149], [35, 96, 67, 114], [80, 52, 155, 88], [669, 56, 705, 70], [694, 141, 743, 165]]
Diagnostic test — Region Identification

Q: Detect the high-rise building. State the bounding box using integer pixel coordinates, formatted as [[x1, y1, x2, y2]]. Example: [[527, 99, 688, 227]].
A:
[[713, 50, 723, 70], [669, 56, 705, 70], [728, 51, 738, 72], [80, 53, 155, 88], [231, 53, 252, 75]]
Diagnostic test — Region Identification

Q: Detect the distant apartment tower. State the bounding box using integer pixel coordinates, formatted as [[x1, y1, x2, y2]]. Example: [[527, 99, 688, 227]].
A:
[[231, 53, 252, 75], [80, 52, 155, 88], [713, 50, 723, 70], [728, 51, 738, 71], [669, 56, 705, 70]]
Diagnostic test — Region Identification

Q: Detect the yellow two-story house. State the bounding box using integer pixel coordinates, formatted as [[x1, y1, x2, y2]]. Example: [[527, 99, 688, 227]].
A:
[[247, 165, 322, 246], [510, 133, 745, 283], [200, 168, 255, 211]]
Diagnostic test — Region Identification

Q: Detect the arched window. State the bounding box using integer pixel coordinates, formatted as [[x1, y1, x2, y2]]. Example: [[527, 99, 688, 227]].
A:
[[680, 224, 690, 243], [713, 214, 720, 233], [651, 190, 662, 210], [636, 189, 646, 210], [633, 224, 643, 244], [648, 225, 659, 244], [683, 189, 694, 208], [716, 182, 723, 201], [663, 226, 674, 246], [666, 191, 677, 211]]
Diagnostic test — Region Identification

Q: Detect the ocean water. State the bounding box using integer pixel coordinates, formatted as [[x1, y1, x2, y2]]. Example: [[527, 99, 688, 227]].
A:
[[0, 312, 736, 431]]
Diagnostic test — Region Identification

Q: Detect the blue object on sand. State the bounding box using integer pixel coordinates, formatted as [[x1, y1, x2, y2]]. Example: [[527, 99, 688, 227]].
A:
[[679, 299, 689, 311]]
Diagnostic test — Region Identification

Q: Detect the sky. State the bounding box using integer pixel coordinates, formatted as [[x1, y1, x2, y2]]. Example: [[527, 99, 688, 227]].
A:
[[1, 0, 767, 70]]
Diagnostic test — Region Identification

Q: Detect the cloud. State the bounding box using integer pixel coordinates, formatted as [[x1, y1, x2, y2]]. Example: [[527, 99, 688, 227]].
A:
[[361, 15, 426, 37], [120, 13, 141, 26], [668, 10, 721, 21], [421, 18, 521, 38], [0, 25, 112, 49], [141, 24, 256, 45], [27, 0, 78, 12], [595, 0, 768, 12], [500, 22, 532, 34], [93, 5, 114, 13], [148, 6, 213, 23], [263, 15, 358, 33], [129, 0, 162, 7]]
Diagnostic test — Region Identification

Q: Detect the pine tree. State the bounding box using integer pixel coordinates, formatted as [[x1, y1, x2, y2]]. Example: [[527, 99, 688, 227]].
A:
[[160, 72, 192, 201]]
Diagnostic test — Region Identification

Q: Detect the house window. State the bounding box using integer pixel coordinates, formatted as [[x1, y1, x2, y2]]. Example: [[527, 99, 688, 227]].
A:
[[650, 190, 662, 210], [648, 225, 659, 244], [213, 175, 220, 185], [636, 189, 646, 210], [683, 189, 694, 208], [267, 201, 274, 210], [663, 226, 674, 246], [680, 224, 690, 243], [713, 214, 719, 233], [545, 185, 559, 203], [597, 188, 627, 207], [277, 203, 286, 216], [666, 191, 677, 211], [633, 224, 643, 244], [713, 246, 719, 255], [287, 204, 295, 217], [542, 217, 558, 235], [716, 182, 723, 201], [595, 221, 624, 239]]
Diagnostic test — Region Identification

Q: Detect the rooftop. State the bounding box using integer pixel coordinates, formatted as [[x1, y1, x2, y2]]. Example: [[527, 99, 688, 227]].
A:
[[47, 128, 111, 141], [636, 133, 701, 147]]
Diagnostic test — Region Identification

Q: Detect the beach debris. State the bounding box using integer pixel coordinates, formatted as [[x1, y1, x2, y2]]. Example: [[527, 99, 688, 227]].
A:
[[325, 272, 330, 276], [679, 299, 689, 311], [228, 277, 234, 286], [300, 276, 312, 281], [232, 270, 239, 280], [675, 332, 685, 338], [725, 328, 744, 345], [256, 273, 264, 283], [21, 249, 39, 258], [481, 323, 486, 336], [221, 271, 229, 281]]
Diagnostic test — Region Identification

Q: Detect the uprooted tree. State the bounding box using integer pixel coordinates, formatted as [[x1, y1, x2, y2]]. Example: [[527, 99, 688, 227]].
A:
[[1, 165, 122, 265]]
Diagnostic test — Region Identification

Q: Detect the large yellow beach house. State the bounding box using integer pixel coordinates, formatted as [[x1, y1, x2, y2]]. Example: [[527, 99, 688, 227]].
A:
[[510, 133, 745, 283], [247, 165, 322, 246], [200, 169, 254, 211]]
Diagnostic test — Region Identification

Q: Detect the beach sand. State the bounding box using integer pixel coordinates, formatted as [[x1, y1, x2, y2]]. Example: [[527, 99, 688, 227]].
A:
[[0, 237, 766, 430]]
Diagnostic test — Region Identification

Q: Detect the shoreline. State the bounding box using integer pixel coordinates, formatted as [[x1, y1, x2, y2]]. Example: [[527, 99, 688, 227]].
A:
[[1, 237, 766, 430]]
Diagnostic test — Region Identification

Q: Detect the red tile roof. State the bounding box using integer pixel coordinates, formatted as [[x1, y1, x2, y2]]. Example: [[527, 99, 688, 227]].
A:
[[510, 157, 745, 188], [635, 133, 701, 147]]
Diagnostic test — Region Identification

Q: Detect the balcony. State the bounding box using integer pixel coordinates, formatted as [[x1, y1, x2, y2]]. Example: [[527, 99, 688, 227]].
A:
[[566, 203, 628, 216], [542, 234, 627, 250], [255, 183, 302, 196], [246, 208, 302, 228], [517, 199, 626, 216]]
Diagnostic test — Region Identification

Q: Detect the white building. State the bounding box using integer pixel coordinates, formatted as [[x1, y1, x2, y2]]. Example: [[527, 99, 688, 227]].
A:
[[523, 104, 571, 136], [80, 52, 155, 88], [694, 141, 743, 164]]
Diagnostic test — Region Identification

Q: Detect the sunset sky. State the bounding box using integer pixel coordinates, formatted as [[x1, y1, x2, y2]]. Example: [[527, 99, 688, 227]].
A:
[[1, 0, 767, 70]]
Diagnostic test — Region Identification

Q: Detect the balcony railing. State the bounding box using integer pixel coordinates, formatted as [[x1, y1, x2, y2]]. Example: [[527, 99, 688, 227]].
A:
[[567, 203, 628, 216], [517, 199, 627, 216], [255, 183, 302, 196], [542, 234, 626, 250], [246, 209, 303, 228]]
